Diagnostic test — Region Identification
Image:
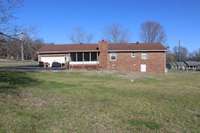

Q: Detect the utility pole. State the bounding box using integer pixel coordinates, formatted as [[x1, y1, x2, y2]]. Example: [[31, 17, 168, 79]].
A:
[[178, 40, 181, 62], [21, 39, 24, 61], [19, 32, 24, 61], [0, 32, 25, 60]]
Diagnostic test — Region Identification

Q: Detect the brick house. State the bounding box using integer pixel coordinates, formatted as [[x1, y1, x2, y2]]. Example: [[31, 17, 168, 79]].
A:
[[38, 40, 167, 73]]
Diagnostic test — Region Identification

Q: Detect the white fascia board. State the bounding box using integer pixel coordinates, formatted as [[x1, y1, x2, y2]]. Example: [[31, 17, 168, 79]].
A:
[[38, 50, 99, 54], [108, 50, 167, 52], [69, 61, 99, 65]]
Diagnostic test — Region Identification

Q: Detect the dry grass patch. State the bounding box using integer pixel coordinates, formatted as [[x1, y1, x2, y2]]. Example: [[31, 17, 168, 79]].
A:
[[0, 71, 200, 132]]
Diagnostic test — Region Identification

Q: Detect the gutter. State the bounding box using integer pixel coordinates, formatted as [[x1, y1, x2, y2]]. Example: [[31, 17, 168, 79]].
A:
[[37, 49, 167, 54], [108, 49, 167, 52], [37, 50, 100, 54]]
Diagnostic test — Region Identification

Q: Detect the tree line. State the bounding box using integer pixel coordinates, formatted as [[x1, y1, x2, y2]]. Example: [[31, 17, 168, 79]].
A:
[[167, 45, 200, 63], [0, 32, 44, 60], [0, 0, 44, 60], [69, 21, 166, 44]]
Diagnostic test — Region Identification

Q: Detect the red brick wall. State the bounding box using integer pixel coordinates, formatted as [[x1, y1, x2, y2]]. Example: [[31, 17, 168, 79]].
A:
[[98, 40, 108, 69], [70, 64, 99, 70], [140, 52, 166, 73], [105, 51, 166, 73], [107, 52, 134, 72], [98, 41, 166, 73]]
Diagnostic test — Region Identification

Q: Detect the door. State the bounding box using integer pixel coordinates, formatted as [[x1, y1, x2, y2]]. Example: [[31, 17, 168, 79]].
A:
[[140, 64, 147, 72]]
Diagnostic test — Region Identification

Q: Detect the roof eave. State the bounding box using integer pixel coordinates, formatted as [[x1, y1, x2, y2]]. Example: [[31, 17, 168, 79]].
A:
[[108, 49, 167, 52], [38, 50, 100, 54]]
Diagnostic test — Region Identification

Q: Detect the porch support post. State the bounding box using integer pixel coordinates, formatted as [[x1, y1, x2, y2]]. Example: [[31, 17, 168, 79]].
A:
[[97, 52, 99, 61], [76, 52, 77, 61], [82, 52, 84, 61], [89, 52, 91, 61]]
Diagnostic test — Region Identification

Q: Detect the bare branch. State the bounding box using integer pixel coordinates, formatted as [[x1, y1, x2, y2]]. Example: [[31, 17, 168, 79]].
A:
[[0, 0, 23, 31], [104, 24, 130, 43], [0, 26, 43, 60], [173, 45, 188, 61], [140, 21, 166, 44], [70, 27, 93, 44]]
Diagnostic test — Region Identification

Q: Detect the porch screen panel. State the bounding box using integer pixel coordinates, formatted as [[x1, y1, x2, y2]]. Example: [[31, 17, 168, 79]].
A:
[[91, 52, 97, 61], [84, 52, 90, 61], [70, 53, 77, 61], [77, 52, 83, 61]]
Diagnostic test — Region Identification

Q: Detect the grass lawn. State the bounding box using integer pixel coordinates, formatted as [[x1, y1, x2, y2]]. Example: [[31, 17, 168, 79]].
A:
[[0, 71, 199, 132], [0, 59, 38, 67]]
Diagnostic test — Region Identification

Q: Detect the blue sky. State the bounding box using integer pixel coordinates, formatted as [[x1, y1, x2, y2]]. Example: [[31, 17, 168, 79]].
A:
[[14, 0, 200, 51]]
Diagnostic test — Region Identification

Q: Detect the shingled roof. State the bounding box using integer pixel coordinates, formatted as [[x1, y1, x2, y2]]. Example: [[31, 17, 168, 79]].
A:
[[185, 61, 200, 67], [38, 43, 166, 54], [38, 44, 99, 53], [108, 43, 166, 51]]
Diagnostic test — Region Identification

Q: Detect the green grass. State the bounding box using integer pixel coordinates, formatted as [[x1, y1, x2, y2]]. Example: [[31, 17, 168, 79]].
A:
[[0, 71, 200, 132], [0, 59, 38, 67]]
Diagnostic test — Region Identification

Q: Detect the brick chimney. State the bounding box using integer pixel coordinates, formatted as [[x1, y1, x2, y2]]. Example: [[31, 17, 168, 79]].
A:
[[98, 40, 108, 69]]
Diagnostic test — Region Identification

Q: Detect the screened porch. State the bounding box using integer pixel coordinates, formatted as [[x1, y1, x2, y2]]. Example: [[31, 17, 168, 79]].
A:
[[69, 52, 99, 65]]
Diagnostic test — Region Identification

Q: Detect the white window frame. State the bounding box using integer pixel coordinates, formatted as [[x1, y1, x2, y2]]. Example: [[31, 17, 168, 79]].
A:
[[109, 53, 117, 61], [131, 52, 136, 58], [141, 52, 148, 60]]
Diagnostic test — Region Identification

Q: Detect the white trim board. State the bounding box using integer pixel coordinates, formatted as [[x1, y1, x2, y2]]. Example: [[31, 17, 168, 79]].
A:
[[69, 61, 99, 65]]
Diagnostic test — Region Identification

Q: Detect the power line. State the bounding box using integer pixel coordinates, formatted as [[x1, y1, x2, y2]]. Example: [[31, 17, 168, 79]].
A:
[[0, 32, 20, 40], [178, 40, 181, 62]]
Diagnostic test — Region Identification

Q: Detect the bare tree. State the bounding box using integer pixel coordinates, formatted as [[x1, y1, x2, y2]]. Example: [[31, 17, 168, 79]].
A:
[[140, 21, 166, 44], [189, 49, 200, 61], [70, 27, 93, 44], [173, 45, 188, 62], [18, 27, 43, 60], [0, 0, 23, 59], [0, 0, 23, 31], [194, 49, 200, 61], [104, 24, 129, 43], [166, 50, 176, 63], [0, 0, 43, 60], [0, 26, 43, 60]]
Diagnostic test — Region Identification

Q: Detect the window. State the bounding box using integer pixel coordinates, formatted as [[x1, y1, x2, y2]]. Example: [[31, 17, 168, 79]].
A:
[[91, 52, 97, 61], [131, 52, 136, 58], [141, 53, 148, 60], [110, 53, 117, 61], [70, 52, 98, 62], [77, 52, 83, 61], [70, 53, 77, 61], [84, 52, 90, 61]]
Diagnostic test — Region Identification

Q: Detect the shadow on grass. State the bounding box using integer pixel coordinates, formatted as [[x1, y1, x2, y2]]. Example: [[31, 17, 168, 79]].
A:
[[0, 71, 40, 95], [0, 64, 43, 72], [128, 119, 161, 130]]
